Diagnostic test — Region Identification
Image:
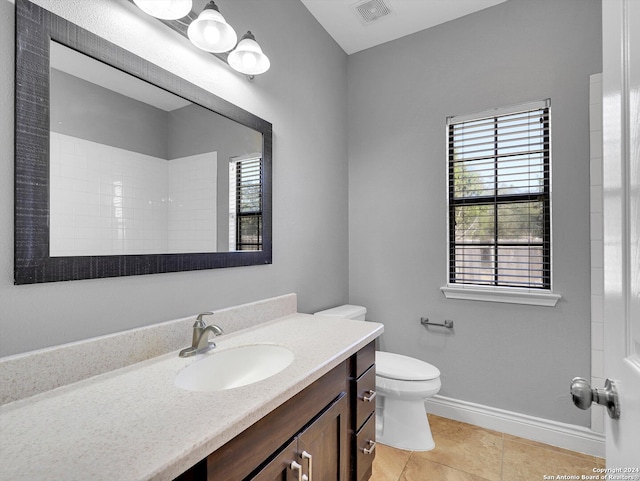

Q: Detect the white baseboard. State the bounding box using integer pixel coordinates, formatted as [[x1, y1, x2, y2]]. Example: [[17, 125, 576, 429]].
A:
[[425, 395, 605, 458]]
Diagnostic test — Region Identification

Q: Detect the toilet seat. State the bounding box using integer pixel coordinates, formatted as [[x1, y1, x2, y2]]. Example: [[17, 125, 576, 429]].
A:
[[375, 351, 440, 381], [375, 375, 441, 400]]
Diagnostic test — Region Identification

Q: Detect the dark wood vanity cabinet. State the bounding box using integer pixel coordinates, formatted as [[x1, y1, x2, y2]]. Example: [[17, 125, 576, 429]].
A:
[[174, 342, 376, 481], [350, 342, 376, 481], [249, 393, 349, 480]]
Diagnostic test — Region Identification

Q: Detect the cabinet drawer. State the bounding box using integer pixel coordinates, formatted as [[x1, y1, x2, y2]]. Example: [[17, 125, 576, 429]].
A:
[[354, 341, 375, 379], [355, 413, 376, 481], [354, 365, 376, 430]]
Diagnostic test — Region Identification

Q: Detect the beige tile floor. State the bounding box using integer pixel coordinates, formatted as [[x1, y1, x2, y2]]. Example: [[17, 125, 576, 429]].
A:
[[370, 415, 605, 481]]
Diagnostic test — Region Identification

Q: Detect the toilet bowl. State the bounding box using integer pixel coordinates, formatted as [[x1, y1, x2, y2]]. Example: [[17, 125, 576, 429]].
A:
[[313, 305, 441, 451]]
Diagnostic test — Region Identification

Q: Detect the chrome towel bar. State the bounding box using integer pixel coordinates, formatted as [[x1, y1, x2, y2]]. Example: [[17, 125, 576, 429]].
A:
[[420, 317, 454, 329]]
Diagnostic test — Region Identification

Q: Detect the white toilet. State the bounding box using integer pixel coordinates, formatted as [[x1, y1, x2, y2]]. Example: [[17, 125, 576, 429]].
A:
[[314, 305, 441, 451]]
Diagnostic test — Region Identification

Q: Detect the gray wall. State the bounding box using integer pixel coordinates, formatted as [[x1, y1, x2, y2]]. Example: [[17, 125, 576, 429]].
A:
[[51, 68, 170, 159], [167, 104, 262, 161], [347, 0, 601, 426], [0, 0, 349, 356]]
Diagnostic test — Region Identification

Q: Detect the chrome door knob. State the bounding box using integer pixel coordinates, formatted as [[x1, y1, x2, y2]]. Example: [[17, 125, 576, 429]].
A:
[[570, 377, 594, 410], [570, 377, 621, 419]]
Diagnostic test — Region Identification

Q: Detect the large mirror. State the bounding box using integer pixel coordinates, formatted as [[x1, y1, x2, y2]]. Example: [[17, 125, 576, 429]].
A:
[[15, 0, 272, 284]]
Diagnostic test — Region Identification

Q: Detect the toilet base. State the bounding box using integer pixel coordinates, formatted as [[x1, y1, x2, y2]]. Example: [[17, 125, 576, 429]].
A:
[[376, 397, 435, 451]]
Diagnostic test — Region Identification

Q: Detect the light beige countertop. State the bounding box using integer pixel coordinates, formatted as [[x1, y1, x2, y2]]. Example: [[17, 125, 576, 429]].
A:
[[0, 313, 383, 481]]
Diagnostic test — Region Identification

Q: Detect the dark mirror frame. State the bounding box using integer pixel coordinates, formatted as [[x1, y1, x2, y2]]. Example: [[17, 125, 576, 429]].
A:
[[14, 0, 272, 284]]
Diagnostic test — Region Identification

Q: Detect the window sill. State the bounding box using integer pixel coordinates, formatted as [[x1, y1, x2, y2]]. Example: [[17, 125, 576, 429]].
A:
[[440, 285, 561, 307]]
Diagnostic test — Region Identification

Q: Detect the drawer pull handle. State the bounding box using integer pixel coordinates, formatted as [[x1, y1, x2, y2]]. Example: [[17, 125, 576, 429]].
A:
[[291, 461, 308, 481], [363, 440, 376, 455], [301, 450, 313, 481], [363, 390, 376, 402]]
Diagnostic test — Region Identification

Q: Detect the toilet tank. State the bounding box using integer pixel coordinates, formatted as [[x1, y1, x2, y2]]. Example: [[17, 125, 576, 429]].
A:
[[314, 304, 367, 321]]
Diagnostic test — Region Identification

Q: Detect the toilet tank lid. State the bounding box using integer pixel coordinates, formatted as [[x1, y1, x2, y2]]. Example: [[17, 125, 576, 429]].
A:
[[313, 304, 367, 319], [376, 351, 441, 381]]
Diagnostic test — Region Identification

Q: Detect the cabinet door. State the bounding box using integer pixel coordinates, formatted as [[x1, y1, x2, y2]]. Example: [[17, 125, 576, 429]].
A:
[[297, 393, 349, 481], [249, 438, 299, 481]]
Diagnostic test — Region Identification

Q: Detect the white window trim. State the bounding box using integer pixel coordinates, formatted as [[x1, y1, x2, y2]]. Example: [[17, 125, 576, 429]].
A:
[[446, 99, 550, 124], [444, 99, 560, 306], [440, 285, 561, 307]]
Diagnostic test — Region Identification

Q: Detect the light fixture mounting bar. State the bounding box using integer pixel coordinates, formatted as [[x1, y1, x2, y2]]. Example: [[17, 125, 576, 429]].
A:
[[128, 0, 228, 64], [128, 0, 269, 79]]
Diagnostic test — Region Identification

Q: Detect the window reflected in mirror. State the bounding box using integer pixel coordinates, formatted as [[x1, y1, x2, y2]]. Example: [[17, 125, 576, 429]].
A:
[[229, 155, 263, 251]]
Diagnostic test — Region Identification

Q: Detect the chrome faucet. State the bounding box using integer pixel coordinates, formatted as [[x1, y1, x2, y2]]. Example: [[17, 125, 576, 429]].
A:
[[179, 312, 224, 357]]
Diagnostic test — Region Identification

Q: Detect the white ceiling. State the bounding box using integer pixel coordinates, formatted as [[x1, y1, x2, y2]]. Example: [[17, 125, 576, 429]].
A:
[[299, 0, 508, 55]]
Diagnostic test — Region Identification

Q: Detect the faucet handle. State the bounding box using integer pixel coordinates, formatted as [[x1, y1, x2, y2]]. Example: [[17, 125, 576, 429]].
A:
[[180, 312, 220, 357], [194, 311, 214, 328]]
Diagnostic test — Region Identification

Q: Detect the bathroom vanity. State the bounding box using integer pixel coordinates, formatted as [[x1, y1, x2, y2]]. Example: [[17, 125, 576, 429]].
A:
[[0, 303, 382, 481], [189, 340, 376, 481]]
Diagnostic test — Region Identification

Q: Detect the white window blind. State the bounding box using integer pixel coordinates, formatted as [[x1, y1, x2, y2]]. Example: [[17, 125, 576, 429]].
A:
[[447, 100, 551, 289]]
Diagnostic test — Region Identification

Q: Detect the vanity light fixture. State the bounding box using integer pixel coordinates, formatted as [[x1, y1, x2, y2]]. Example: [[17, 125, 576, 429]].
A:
[[187, 1, 237, 53], [132, 0, 270, 78], [133, 0, 193, 20], [227, 31, 271, 76]]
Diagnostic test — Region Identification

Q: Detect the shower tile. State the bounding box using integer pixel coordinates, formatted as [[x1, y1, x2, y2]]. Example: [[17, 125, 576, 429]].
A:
[[590, 156, 603, 186], [591, 240, 603, 268], [591, 267, 604, 296], [589, 75, 602, 104], [589, 103, 602, 133], [590, 213, 603, 240], [591, 321, 604, 351], [591, 295, 604, 322], [592, 349, 604, 378], [590, 185, 603, 212], [590, 130, 603, 160]]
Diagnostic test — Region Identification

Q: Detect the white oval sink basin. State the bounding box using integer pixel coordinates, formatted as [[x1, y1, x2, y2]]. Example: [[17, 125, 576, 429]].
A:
[[175, 344, 294, 392]]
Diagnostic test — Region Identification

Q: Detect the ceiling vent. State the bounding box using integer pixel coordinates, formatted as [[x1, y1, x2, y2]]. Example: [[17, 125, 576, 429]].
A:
[[351, 0, 393, 25]]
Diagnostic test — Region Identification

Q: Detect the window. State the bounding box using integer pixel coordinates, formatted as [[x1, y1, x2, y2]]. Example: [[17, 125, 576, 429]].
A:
[[229, 155, 263, 251], [446, 100, 551, 293]]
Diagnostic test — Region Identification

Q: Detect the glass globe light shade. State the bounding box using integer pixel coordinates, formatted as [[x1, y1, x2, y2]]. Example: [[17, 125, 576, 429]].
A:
[[133, 0, 192, 20], [187, 2, 237, 53], [228, 32, 271, 76]]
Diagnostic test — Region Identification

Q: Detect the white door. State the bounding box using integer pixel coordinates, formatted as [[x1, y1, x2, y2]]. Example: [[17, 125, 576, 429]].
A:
[[602, 0, 640, 467]]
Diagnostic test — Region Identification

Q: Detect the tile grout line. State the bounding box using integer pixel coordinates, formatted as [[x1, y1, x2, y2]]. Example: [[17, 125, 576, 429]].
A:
[[397, 451, 412, 481]]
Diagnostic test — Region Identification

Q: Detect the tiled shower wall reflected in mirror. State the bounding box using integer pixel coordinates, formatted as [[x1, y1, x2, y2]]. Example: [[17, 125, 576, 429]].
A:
[[50, 132, 217, 256]]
